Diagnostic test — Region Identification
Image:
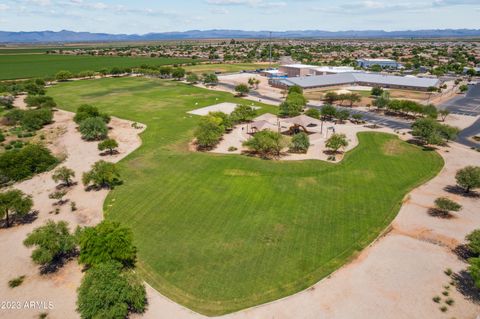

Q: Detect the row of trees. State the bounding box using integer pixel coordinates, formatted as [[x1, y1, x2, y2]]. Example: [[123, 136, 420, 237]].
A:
[[324, 91, 362, 107], [194, 104, 257, 149], [411, 118, 459, 146]]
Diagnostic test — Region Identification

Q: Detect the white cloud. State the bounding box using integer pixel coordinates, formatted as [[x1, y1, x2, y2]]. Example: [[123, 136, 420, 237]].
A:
[[0, 4, 10, 11], [206, 0, 286, 9]]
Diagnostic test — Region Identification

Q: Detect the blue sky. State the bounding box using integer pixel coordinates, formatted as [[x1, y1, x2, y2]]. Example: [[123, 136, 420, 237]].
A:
[[0, 0, 479, 34]]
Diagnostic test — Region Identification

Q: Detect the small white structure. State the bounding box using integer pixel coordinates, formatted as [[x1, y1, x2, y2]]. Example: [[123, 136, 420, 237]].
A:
[[188, 102, 260, 116]]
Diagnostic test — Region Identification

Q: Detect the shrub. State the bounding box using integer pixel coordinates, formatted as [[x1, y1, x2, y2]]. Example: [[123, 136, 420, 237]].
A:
[[20, 108, 53, 131], [23, 220, 76, 266], [445, 298, 454, 306], [25, 95, 56, 108], [432, 296, 441, 303], [455, 166, 480, 193], [290, 132, 310, 153], [243, 130, 287, 158], [235, 83, 250, 96], [77, 262, 146, 319], [466, 230, 480, 256], [468, 257, 480, 289], [371, 86, 384, 96], [79, 117, 108, 141], [74, 104, 110, 124], [186, 73, 199, 84], [55, 70, 73, 81], [434, 197, 462, 215], [77, 220, 137, 268], [52, 166, 75, 187], [98, 138, 119, 155], [326, 134, 349, 154], [0, 144, 58, 184], [444, 268, 453, 276], [82, 160, 121, 189], [230, 104, 257, 123], [8, 275, 25, 288]]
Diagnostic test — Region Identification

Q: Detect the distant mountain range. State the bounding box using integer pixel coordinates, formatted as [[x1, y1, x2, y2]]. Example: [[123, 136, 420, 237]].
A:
[[1, 29, 480, 43]]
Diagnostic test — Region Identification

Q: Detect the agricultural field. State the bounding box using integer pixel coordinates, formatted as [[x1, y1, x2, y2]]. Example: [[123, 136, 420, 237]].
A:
[[184, 62, 276, 75], [0, 54, 193, 80], [48, 77, 443, 315]]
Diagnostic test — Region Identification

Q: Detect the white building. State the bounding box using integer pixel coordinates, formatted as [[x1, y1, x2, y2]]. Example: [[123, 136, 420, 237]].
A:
[[357, 58, 400, 69]]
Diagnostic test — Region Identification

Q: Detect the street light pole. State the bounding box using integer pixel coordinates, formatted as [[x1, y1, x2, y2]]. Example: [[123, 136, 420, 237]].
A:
[[269, 31, 272, 69]]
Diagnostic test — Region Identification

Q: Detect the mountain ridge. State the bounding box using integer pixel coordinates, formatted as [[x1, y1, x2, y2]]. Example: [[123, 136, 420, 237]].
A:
[[1, 29, 480, 43]]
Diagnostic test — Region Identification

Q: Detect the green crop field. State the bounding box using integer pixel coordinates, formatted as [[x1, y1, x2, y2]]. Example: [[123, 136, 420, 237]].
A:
[[0, 54, 193, 80], [48, 77, 443, 315]]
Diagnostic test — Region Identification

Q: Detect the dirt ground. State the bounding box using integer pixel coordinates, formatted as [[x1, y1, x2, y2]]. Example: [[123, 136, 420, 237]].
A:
[[0, 108, 144, 319]]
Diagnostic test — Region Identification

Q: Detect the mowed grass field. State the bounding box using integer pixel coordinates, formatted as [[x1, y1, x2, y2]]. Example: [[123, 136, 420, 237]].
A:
[[184, 62, 276, 74], [0, 54, 192, 80], [48, 77, 443, 315]]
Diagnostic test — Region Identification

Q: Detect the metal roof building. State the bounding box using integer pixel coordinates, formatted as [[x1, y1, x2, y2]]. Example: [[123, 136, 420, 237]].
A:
[[271, 73, 440, 91]]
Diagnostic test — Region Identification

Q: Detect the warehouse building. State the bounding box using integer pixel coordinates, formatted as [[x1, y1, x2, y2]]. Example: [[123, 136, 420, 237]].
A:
[[357, 58, 400, 69], [270, 73, 440, 92], [278, 64, 362, 77]]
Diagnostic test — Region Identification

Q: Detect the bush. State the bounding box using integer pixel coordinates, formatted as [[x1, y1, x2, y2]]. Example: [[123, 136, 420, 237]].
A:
[[25, 95, 56, 108], [79, 117, 108, 141], [23, 220, 76, 266], [290, 132, 310, 153], [77, 220, 137, 268], [288, 85, 303, 95], [77, 262, 146, 319], [235, 83, 250, 96], [194, 115, 225, 149], [326, 133, 349, 154], [371, 86, 384, 96], [55, 70, 73, 81], [82, 160, 121, 189], [8, 275, 25, 288], [243, 130, 287, 158], [468, 257, 480, 289], [0, 144, 58, 184], [98, 138, 119, 155], [52, 166, 75, 187], [20, 108, 53, 131], [455, 166, 480, 193], [434, 197, 462, 215], [230, 104, 257, 123], [74, 104, 110, 124], [466, 230, 480, 256]]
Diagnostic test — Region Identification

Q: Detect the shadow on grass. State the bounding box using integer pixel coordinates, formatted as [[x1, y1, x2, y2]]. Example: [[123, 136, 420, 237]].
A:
[[453, 270, 480, 304]]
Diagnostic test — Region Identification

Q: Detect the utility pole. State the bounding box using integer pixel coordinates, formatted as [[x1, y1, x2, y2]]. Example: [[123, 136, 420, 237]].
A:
[[269, 31, 272, 69]]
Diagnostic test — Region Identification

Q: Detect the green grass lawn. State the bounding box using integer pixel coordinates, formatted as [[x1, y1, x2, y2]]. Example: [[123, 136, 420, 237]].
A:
[[0, 54, 193, 80], [47, 77, 444, 315], [184, 63, 276, 75]]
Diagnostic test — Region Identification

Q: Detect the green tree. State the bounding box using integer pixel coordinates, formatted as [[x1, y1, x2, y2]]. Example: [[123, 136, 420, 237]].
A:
[[290, 132, 310, 153], [172, 68, 186, 80], [52, 166, 75, 187], [186, 73, 199, 84], [321, 104, 337, 121], [434, 197, 462, 216], [0, 190, 33, 228], [243, 130, 287, 159], [74, 104, 110, 124], [202, 73, 218, 86], [279, 101, 303, 117], [23, 220, 76, 266], [346, 93, 361, 107], [439, 109, 450, 122], [371, 86, 384, 96], [468, 257, 480, 289], [98, 138, 119, 155], [373, 91, 391, 109], [466, 229, 480, 256], [55, 70, 73, 82], [79, 117, 108, 141], [230, 104, 257, 123], [459, 85, 469, 93], [288, 85, 304, 95], [324, 92, 339, 104], [82, 161, 122, 189], [194, 115, 225, 149], [305, 108, 320, 119], [326, 133, 349, 154], [235, 83, 250, 97], [411, 118, 459, 145], [335, 109, 350, 123], [77, 220, 137, 268], [77, 262, 146, 319], [455, 166, 480, 193]]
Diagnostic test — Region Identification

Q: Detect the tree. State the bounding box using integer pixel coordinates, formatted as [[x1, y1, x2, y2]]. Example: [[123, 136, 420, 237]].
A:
[[455, 166, 480, 193], [335, 109, 350, 123], [74, 104, 110, 124], [279, 101, 303, 117], [98, 138, 119, 155], [171, 68, 186, 80], [468, 257, 480, 289], [55, 70, 73, 82], [77, 262, 146, 319], [325, 133, 349, 154], [243, 130, 287, 159], [203, 73, 218, 86], [79, 117, 109, 141], [305, 108, 320, 119], [235, 83, 250, 97], [186, 73, 199, 84], [434, 197, 462, 216], [321, 104, 337, 121], [23, 220, 76, 266], [290, 132, 310, 153], [194, 115, 225, 149], [52, 166, 75, 187], [288, 85, 304, 95], [0, 190, 33, 228], [466, 230, 480, 256], [459, 85, 469, 93], [351, 113, 363, 123], [324, 92, 338, 104], [230, 104, 257, 123], [77, 220, 137, 268], [346, 93, 361, 107], [82, 161, 122, 189], [371, 86, 384, 96], [411, 118, 459, 145], [373, 91, 391, 109], [49, 190, 67, 205], [286, 92, 308, 108], [439, 109, 450, 122]]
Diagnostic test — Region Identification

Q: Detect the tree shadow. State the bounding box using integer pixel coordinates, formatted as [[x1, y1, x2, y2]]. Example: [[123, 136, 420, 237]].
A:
[[55, 181, 78, 191], [428, 208, 455, 219], [0, 211, 39, 229], [40, 249, 79, 275], [453, 244, 476, 262], [99, 150, 120, 157], [452, 270, 480, 304], [444, 185, 480, 198]]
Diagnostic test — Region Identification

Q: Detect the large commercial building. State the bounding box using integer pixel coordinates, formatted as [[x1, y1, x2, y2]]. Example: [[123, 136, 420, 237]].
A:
[[357, 58, 400, 69], [270, 73, 440, 92], [278, 64, 362, 77]]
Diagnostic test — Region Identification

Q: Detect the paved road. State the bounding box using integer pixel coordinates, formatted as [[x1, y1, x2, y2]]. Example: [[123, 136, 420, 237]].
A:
[[217, 81, 479, 147]]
